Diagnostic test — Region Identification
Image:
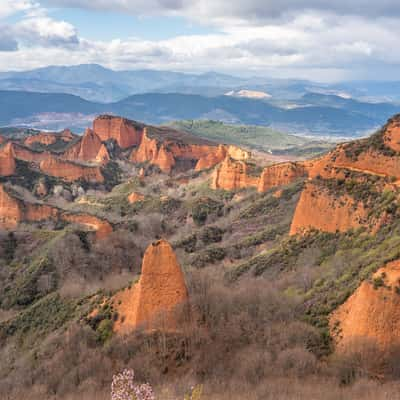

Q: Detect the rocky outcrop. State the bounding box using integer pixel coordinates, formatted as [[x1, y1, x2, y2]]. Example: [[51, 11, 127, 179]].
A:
[[132, 127, 223, 173], [0, 184, 59, 229], [330, 260, 400, 354], [0, 184, 23, 229], [39, 157, 104, 183], [127, 192, 145, 204], [383, 117, 400, 152], [11, 143, 53, 164], [0, 143, 16, 177], [195, 145, 227, 171], [24, 132, 57, 147], [24, 129, 74, 147], [131, 129, 175, 173], [0, 135, 5, 144], [211, 157, 259, 190], [63, 128, 109, 165], [195, 144, 251, 171], [227, 145, 251, 161], [113, 239, 189, 334], [95, 144, 110, 164], [93, 115, 144, 149], [60, 129, 74, 142], [289, 182, 369, 235], [257, 162, 307, 192], [62, 213, 112, 239], [0, 184, 112, 238]]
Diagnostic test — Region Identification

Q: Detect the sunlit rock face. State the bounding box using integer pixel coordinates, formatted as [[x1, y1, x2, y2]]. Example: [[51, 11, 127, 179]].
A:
[[113, 239, 189, 334]]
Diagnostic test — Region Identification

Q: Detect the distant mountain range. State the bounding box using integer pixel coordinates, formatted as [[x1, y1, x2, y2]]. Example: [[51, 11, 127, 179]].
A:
[[0, 89, 398, 137], [1, 89, 399, 137], [3, 64, 400, 104]]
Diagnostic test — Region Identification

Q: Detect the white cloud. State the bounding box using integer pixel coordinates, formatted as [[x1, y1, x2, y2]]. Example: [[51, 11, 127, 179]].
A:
[[42, 0, 400, 22], [15, 17, 79, 46], [0, 0, 37, 19], [1, 1, 400, 81]]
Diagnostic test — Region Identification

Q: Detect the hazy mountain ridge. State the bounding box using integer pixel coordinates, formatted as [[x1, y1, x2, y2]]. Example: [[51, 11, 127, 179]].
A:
[[2, 89, 397, 137]]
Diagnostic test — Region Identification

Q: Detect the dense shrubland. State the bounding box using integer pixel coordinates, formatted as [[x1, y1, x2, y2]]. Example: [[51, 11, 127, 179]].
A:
[[1, 172, 400, 399]]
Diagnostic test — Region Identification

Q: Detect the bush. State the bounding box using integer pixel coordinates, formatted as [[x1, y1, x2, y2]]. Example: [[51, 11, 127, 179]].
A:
[[199, 226, 224, 245]]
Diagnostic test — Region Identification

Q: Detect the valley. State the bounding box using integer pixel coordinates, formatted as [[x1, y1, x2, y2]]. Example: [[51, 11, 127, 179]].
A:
[[1, 112, 400, 399]]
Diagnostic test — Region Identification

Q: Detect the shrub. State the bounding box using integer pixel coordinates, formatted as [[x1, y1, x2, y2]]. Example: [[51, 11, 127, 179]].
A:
[[199, 226, 224, 245]]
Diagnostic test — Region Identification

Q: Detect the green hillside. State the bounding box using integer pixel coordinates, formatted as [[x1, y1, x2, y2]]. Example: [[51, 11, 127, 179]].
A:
[[167, 119, 334, 156]]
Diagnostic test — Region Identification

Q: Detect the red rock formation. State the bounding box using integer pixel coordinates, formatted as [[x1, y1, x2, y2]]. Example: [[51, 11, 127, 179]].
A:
[[60, 129, 74, 142], [39, 157, 104, 183], [257, 162, 307, 192], [330, 260, 400, 354], [195, 145, 227, 171], [0, 184, 23, 228], [0, 135, 5, 144], [211, 157, 259, 190], [0, 143, 16, 176], [95, 144, 110, 164], [227, 145, 251, 161], [127, 192, 145, 203], [289, 182, 369, 235], [0, 184, 112, 238], [12, 143, 53, 163], [0, 184, 60, 229], [93, 115, 143, 148], [62, 128, 109, 165], [113, 239, 189, 334], [195, 145, 251, 171], [24, 132, 57, 147], [24, 129, 74, 147], [383, 118, 400, 152], [132, 127, 225, 173], [25, 204, 59, 222], [62, 213, 112, 239]]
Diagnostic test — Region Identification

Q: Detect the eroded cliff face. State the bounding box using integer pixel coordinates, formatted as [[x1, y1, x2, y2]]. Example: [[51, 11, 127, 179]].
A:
[[39, 157, 104, 183], [63, 128, 109, 164], [12, 143, 53, 164], [93, 115, 144, 149], [330, 260, 400, 354], [0, 184, 23, 228], [24, 130, 74, 148], [257, 162, 307, 193], [383, 118, 400, 152], [113, 239, 189, 334], [132, 128, 224, 173], [288, 117, 400, 236], [131, 130, 177, 173], [0, 143, 16, 177], [195, 145, 227, 171], [211, 157, 259, 190], [24, 132, 56, 147], [289, 182, 369, 235], [0, 183, 112, 237], [61, 213, 112, 239], [0, 184, 59, 228]]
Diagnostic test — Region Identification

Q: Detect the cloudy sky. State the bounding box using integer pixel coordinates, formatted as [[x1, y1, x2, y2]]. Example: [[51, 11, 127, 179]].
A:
[[1, 0, 400, 81]]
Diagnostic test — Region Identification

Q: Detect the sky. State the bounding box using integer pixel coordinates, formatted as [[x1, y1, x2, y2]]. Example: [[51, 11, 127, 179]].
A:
[[1, 0, 400, 81]]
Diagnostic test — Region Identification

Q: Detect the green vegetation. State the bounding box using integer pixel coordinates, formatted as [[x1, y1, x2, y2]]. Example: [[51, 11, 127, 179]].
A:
[[0, 293, 77, 346], [190, 197, 224, 225], [168, 119, 334, 156], [228, 221, 400, 342]]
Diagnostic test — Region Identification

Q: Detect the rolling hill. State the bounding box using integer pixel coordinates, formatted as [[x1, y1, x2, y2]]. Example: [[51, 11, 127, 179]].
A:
[[2, 89, 398, 137]]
